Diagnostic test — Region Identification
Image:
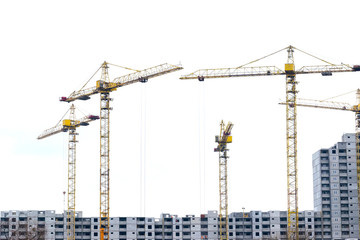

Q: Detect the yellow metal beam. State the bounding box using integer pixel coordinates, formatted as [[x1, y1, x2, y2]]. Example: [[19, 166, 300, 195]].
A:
[[215, 120, 233, 240]]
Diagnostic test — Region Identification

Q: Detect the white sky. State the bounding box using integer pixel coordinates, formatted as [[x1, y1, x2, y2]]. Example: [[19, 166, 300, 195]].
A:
[[1, 0, 360, 218]]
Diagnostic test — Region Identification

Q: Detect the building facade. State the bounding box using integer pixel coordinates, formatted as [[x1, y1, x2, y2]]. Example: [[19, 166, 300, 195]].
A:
[[1, 133, 360, 240], [312, 133, 359, 239], [0, 209, 337, 240]]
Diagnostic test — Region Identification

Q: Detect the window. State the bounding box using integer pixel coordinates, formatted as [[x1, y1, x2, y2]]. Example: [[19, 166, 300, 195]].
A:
[[94, 233, 98, 237]]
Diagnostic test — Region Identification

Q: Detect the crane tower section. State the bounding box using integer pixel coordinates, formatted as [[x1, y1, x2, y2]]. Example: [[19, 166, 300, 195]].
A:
[[215, 120, 233, 240]]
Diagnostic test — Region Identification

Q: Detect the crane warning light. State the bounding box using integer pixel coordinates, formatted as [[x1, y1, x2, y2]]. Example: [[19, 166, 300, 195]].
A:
[[60, 97, 67, 102]]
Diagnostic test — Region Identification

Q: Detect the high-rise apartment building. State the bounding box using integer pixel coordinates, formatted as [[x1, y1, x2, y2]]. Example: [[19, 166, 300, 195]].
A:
[[312, 133, 359, 239]]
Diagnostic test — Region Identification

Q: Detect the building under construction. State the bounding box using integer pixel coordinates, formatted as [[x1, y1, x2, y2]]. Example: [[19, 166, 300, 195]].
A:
[[0, 209, 342, 240], [1, 133, 358, 240]]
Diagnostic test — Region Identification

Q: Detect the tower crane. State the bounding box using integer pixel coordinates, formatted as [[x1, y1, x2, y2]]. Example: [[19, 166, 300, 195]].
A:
[[180, 45, 360, 239], [214, 120, 233, 240], [37, 104, 99, 240], [60, 62, 183, 240], [280, 89, 360, 238]]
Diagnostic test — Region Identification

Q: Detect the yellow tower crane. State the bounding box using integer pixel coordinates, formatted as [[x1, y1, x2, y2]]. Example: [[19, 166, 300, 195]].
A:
[[37, 104, 99, 240], [280, 89, 360, 238], [214, 120, 233, 240], [180, 45, 360, 239], [60, 62, 183, 240]]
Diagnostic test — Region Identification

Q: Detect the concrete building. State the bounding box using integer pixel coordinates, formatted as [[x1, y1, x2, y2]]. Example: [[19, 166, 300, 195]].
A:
[[1, 133, 360, 240], [0, 209, 336, 240], [312, 133, 359, 239]]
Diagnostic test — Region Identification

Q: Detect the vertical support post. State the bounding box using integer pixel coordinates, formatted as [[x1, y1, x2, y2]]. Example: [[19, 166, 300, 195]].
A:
[[99, 62, 110, 240], [242, 208, 245, 239], [355, 89, 360, 239], [285, 46, 299, 240], [217, 121, 229, 240], [67, 104, 76, 240], [219, 149, 228, 240]]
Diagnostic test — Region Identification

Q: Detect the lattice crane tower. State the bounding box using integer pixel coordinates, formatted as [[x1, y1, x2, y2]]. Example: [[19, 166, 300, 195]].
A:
[[215, 120, 233, 240]]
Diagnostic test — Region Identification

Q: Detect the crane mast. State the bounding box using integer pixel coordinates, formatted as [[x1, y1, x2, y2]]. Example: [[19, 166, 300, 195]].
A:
[[180, 45, 360, 239], [215, 120, 233, 240], [285, 46, 299, 239], [356, 90, 360, 237], [38, 104, 99, 240], [67, 105, 77, 240], [99, 63, 111, 240], [60, 61, 183, 240]]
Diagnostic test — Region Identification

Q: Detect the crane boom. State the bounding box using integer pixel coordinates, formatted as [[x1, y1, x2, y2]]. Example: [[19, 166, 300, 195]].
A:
[[279, 98, 359, 112], [37, 114, 99, 140], [180, 64, 359, 80], [61, 63, 183, 102]]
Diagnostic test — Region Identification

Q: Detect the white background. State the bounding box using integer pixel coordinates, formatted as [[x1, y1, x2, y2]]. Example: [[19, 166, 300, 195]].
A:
[[1, 0, 360, 218]]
